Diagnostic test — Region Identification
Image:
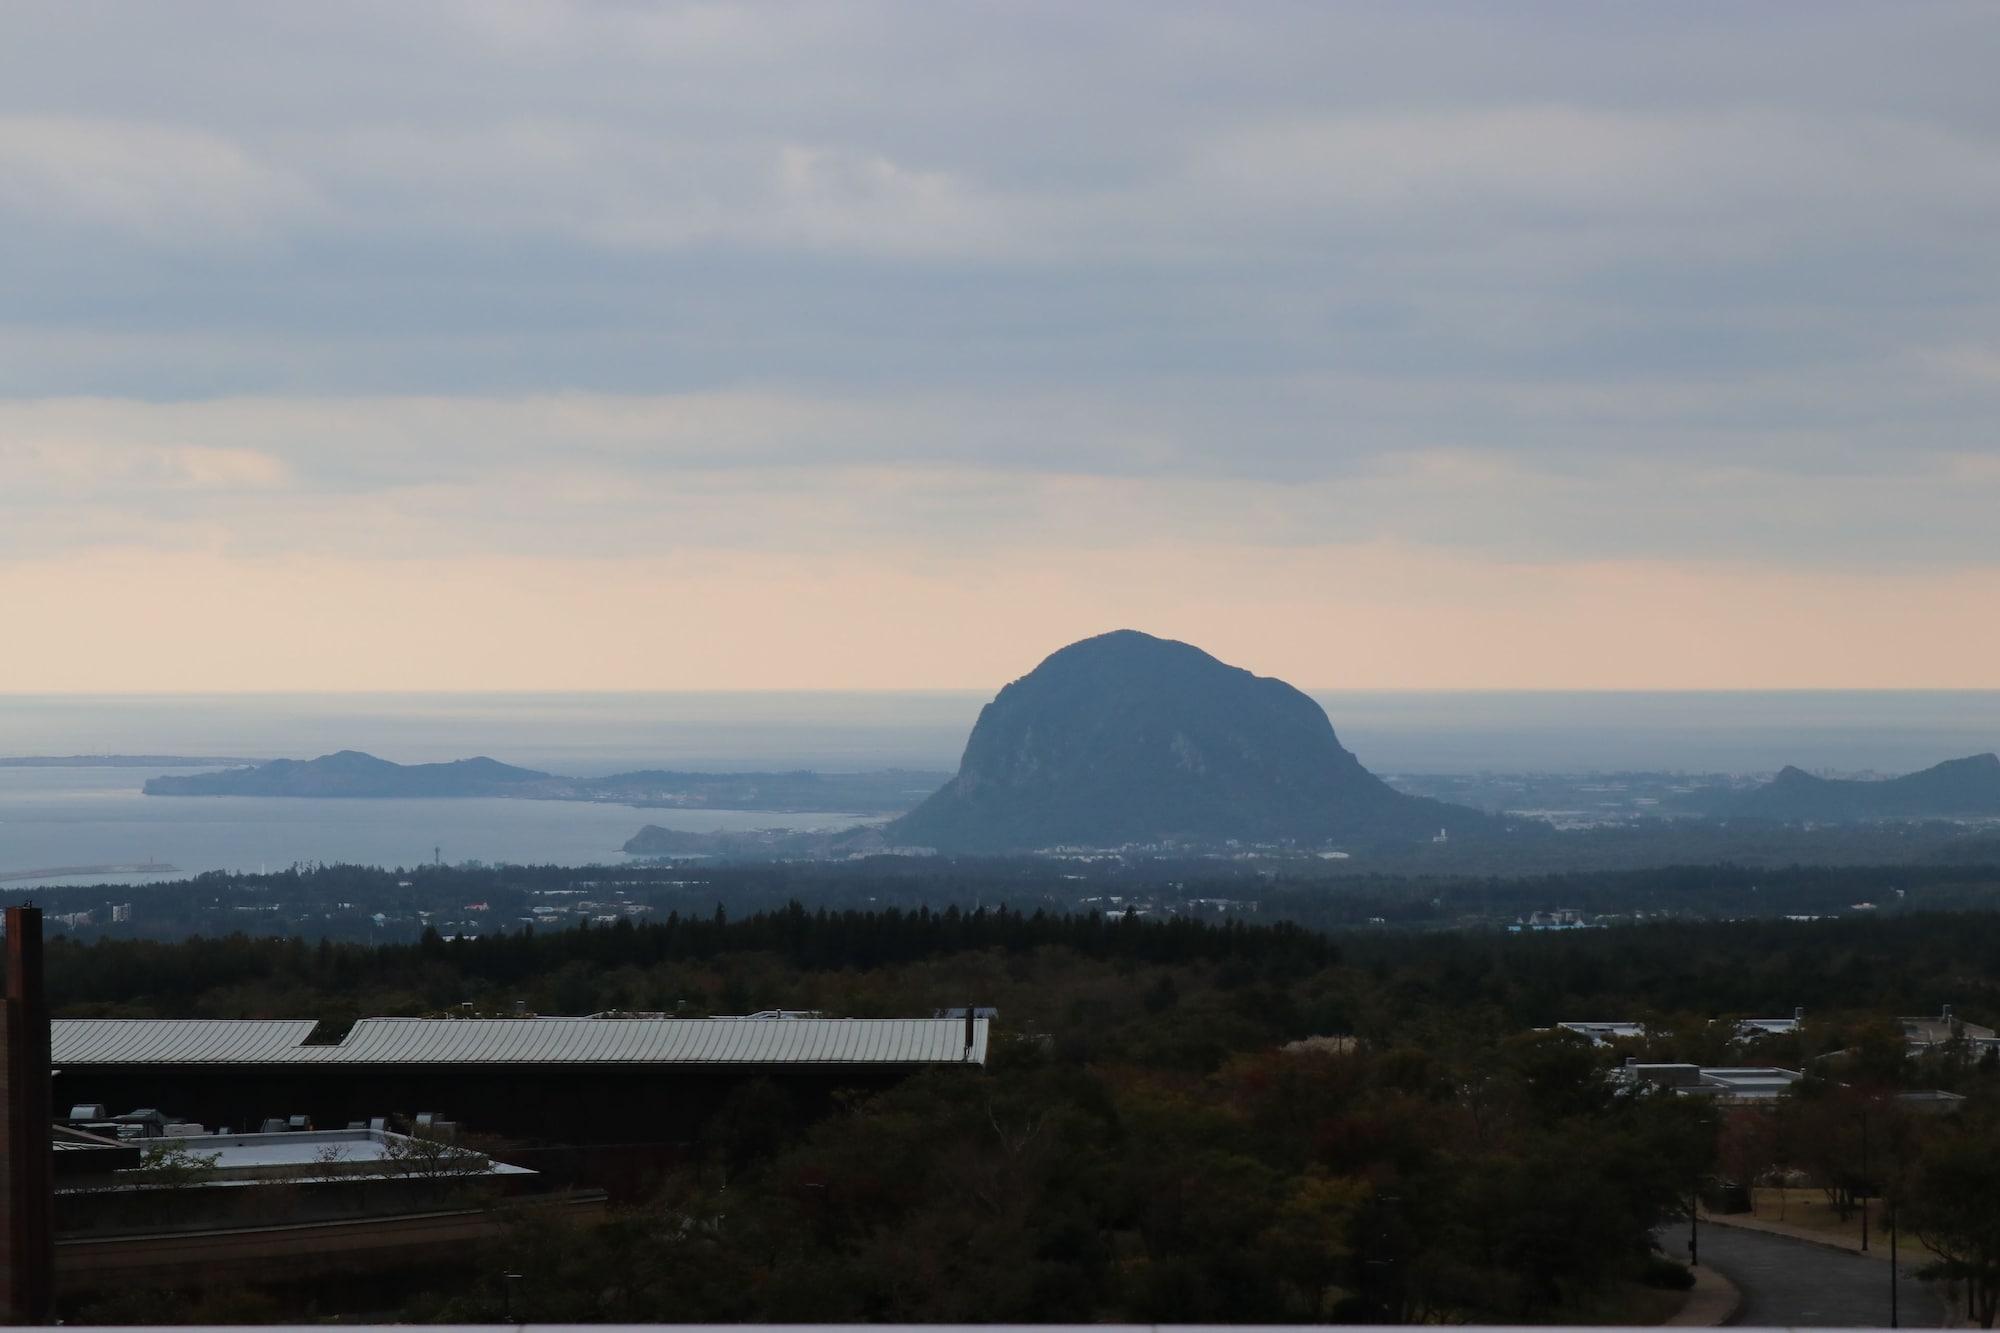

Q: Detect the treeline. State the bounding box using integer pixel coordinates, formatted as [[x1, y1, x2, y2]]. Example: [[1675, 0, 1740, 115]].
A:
[[27, 856, 2000, 945], [1265, 859, 2000, 925], [1335, 911, 2000, 1028], [45, 905, 2000, 1044], [47, 904, 1336, 1049]]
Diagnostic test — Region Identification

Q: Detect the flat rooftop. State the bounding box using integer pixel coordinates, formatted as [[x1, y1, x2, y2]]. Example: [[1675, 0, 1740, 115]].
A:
[[177, 1128, 529, 1174], [57, 1128, 534, 1190]]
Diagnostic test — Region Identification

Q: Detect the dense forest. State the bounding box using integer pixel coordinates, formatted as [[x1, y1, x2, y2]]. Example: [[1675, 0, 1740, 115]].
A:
[[45, 904, 2000, 1323]]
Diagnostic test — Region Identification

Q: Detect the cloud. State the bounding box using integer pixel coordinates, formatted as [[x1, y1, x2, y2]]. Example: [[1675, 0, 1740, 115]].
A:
[[1, 3, 1998, 686], [296, 120, 1012, 258], [1188, 106, 2000, 232], [4, 391, 1999, 575], [0, 432, 286, 496], [0, 116, 312, 239]]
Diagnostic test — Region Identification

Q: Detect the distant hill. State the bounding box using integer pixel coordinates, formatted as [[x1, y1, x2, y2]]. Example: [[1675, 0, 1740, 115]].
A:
[[1725, 753, 2000, 822], [143, 751, 557, 798], [886, 629, 1485, 852]]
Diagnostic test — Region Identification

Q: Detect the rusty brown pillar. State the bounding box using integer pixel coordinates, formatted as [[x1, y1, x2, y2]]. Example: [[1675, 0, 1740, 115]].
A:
[[2, 906, 54, 1324]]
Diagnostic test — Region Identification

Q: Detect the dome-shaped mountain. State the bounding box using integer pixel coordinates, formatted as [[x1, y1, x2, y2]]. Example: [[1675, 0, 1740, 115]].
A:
[[889, 630, 1480, 851]]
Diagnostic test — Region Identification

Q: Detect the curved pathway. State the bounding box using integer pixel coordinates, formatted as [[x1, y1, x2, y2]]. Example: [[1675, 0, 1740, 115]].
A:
[[1673, 1222, 1947, 1327]]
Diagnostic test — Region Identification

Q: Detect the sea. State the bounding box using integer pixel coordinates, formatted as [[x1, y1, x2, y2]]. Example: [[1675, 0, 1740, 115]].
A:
[[3, 690, 1999, 890]]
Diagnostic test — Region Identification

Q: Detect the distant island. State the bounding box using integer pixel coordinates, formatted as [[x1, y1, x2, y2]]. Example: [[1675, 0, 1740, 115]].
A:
[[1722, 753, 2000, 822], [142, 750, 948, 814], [885, 629, 1488, 852], [144, 751, 557, 798]]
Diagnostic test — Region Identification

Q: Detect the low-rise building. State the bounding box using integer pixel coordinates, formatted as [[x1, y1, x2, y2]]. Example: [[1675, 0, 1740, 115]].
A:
[[1616, 1061, 1802, 1102], [1897, 1088, 1969, 1115], [1901, 1004, 1997, 1051], [1559, 1020, 1647, 1046], [1735, 1007, 1805, 1040], [50, 1013, 992, 1178], [54, 1125, 597, 1299], [1509, 909, 1602, 933]]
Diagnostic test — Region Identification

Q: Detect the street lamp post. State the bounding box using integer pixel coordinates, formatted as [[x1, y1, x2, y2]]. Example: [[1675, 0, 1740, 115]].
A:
[[502, 1272, 522, 1323], [1859, 1109, 1871, 1252], [1890, 1203, 1899, 1329]]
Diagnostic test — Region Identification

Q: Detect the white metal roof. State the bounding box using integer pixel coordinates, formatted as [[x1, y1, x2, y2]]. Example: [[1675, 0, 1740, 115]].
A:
[[52, 1019, 319, 1065], [52, 1016, 988, 1067], [315, 1017, 988, 1065]]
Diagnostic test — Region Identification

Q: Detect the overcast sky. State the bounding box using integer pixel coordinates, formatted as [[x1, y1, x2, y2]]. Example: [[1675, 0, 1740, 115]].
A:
[[5, 1, 1999, 690]]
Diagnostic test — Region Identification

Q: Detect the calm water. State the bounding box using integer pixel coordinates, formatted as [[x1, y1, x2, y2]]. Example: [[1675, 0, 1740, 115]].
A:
[[0, 692, 985, 775], [0, 768, 873, 890], [3, 691, 1998, 888]]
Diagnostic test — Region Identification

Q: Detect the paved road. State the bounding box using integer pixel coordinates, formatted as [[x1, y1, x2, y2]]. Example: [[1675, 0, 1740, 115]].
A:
[[1665, 1223, 1948, 1327]]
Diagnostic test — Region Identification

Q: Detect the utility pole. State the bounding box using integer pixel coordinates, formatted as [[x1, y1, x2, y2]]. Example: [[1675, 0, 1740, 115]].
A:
[[1689, 1179, 1699, 1267]]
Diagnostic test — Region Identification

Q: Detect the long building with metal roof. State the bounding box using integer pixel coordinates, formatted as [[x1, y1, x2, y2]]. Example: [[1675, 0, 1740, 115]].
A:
[[322, 1016, 988, 1065], [52, 1013, 990, 1162], [54, 1016, 988, 1068]]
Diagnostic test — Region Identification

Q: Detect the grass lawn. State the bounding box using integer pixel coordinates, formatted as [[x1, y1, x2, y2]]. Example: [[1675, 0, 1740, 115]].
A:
[[1744, 1187, 1942, 1262]]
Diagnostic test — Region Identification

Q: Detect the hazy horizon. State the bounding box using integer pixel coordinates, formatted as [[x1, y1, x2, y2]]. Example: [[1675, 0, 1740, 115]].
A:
[[5, 688, 1997, 777]]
